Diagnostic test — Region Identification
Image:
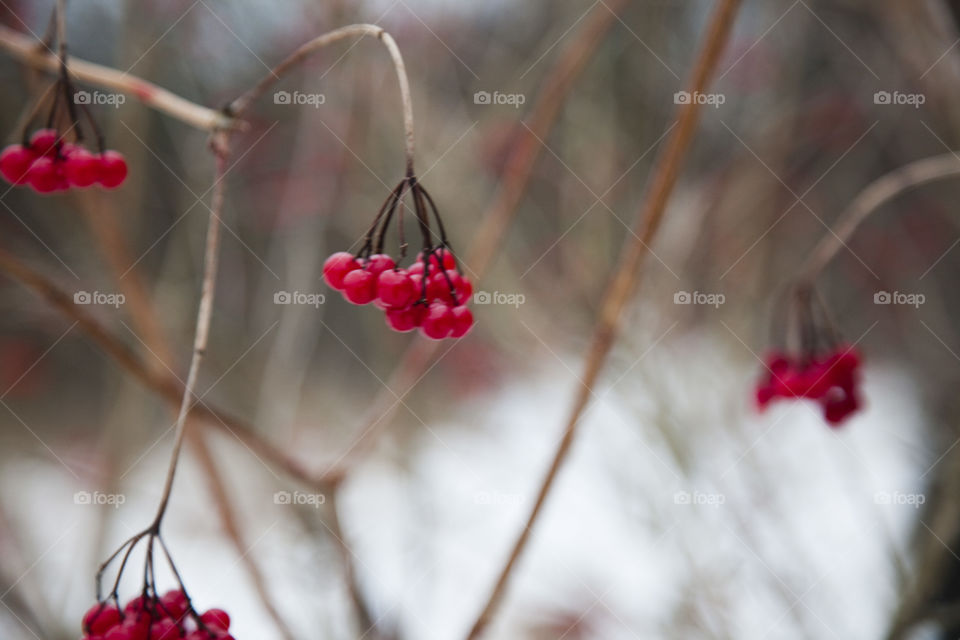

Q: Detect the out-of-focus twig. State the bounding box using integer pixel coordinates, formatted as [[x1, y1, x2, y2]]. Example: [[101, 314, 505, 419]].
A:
[[800, 152, 960, 280], [465, 1, 743, 637], [0, 24, 234, 131]]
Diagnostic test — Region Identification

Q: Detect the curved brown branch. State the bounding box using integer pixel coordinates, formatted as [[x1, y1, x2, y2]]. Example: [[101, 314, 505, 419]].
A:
[[465, 1, 743, 637], [227, 24, 415, 172], [800, 152, 960, 281]]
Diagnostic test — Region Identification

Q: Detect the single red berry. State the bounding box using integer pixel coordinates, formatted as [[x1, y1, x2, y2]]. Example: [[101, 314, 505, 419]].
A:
[[449, 305, 474, 338], [29, 129, 59, 156], [0, 144, 37, 185], [408, 261, 425, 276], [160, 589, 188, 620], [365, 253, 396, 278], [426, 272, 452, 303], [386, 304, 426, 332], [123, 595, 147, 616], [323, 252, 359, 290], [420, 302, 453, 340], [377, 269, 417, 308], [342, 269, 377, 304], [26, 156, 59, 193], [98, 151, 128, 189], [200, 609, 230, 631], [83, 603, 122, 634], [65, 148, 101, 188], [457, 275, 474, 302], [150, 619, 181, 640]]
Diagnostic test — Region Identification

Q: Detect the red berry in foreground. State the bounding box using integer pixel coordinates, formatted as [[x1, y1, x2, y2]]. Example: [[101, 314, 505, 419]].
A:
[[98, 151, 128, 189], [200, 608, 231, 630], [27, 156, 60, 193], [420, 302, 453, 339], [150, 619, 180, 640], [366, 253, 396, 278], [450, 305, 474, 338], [0, 145, 36, 184], [377, 269, 416, 308], [342, 269, 377, 304], [65, 148, 101, 187], [160, 589, 188, 619], [323, 252, 359, 290], [386, 304, 426, 332], [83, 603, 121, 634], [29, 128, 59, 156]]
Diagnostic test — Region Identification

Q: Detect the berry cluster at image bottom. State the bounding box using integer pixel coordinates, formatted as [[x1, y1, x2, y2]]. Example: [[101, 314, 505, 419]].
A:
[[82, 590, 232, 640]]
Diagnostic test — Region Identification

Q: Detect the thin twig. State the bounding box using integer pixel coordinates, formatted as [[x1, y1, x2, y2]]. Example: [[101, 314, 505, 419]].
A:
[[465, 1, 743, 637], [227, 24, 415, 172], [148, 132, 229, 529], [0, 24, 234, 131], [800, 152, 960, 281]]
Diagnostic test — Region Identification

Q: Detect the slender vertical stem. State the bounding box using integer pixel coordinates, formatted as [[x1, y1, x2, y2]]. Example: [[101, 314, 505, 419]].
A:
[[464, 2, 742, 637], [149, 134, 230, 529]]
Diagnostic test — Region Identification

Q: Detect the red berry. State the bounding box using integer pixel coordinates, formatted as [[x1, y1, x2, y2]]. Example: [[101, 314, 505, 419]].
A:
[[29, 129, 59, 156], [365, 253, 395, 278], [426, 272, 450, 302], [408, 261, 424, 276], [83, 603, 121, 634], [417, 249, 456, 270], [449, 305, 474, 338], [377, 269, 416, 308], [150, 619, 181, 640], [160, 589, 188, 620], [98, 151, 128, 189], [0, 144, 36, 184], [342, 269, 377, 304], [323, 252, 359, 290], [457, 275, 474, 302], [65, 148, 101, 187], [386, 304, 426, 332], [200, 609, 230, 630], [104, 626, 132, 640], [420, 302, 453, 339], [26, 156, 59, 193]]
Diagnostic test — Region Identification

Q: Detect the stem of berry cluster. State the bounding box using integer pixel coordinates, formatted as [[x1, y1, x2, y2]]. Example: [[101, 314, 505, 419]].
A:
[[226, 24, 416, 173], [464, 0, 743, 637], [800, 151, 960, 282]]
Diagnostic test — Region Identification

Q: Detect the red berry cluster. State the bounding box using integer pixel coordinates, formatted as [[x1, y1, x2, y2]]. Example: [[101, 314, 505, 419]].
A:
[[82, 591, 232, 640], [0, 129, 127, 193], [324, 247, 474, 339], [755, 346, 862, 426]]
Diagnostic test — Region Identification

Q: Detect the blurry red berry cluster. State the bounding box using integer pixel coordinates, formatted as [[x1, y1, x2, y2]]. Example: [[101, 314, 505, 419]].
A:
[[324, 247, 474, 339], [82, 590, 232, 640], [755, 346, 862, 426], [0, 129, 127, 193]]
